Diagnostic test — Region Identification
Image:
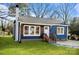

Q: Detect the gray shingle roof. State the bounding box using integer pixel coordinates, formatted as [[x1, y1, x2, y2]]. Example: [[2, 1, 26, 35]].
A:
[[18, 16, 62, 25]]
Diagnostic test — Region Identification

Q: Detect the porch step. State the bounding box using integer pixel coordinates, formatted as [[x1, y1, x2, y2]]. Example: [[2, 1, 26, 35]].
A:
[[42, 34, 56, 43]]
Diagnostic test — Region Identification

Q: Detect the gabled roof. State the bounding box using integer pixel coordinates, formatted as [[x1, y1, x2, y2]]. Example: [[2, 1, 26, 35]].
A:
[[18, 16, 62, 25]]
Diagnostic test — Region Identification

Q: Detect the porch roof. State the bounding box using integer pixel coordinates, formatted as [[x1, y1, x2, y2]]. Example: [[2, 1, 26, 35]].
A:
[[18, 16, 62, 25]]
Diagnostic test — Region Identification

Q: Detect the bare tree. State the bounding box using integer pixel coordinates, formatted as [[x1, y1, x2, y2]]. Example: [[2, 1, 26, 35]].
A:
[[57, 3, 76, 24], [27, 3, 77, 24], [9, 3, 27, 16], [27, 3, 59, 18], [8, 3, 77, 24]]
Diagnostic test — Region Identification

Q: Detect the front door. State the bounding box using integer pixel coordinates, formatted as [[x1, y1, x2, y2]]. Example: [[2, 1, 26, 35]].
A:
[[44, 26, 49, 37]]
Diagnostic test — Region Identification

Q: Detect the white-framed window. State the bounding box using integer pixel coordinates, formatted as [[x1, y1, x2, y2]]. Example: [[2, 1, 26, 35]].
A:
[[35, 26, 40, 35], [23, 25, 30, 36], [23, 25, 40, 36], [29, 26, 35, 35], [57, 27, 64, 35]]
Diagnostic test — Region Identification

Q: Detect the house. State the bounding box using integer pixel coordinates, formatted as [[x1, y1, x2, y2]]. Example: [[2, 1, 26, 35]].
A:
[[13, 5, 68, 42]]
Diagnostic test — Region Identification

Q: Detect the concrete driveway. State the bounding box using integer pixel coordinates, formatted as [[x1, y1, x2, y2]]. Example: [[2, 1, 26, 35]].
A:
[[56, 40, 79, 48]]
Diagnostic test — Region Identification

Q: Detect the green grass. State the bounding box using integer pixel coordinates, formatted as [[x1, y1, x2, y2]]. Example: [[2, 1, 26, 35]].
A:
[[0, 37, 79, 55]]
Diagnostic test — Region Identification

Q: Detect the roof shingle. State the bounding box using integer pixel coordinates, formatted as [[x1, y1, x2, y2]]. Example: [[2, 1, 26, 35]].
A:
[[18, 16, 62, 25]]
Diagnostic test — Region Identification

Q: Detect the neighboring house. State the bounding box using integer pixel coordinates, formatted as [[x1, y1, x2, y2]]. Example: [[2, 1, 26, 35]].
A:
[[13, 5, 68, 42]]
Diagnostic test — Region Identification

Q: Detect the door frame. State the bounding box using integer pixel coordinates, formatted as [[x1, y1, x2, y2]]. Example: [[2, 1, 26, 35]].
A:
[[44, 26, 49, 37]]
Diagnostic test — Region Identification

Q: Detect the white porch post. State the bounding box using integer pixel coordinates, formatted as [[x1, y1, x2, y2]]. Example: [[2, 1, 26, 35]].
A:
[[15, 5, 19, 41]]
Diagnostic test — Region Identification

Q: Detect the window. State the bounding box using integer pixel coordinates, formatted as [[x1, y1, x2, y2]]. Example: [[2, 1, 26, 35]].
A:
[[35, 26, 40, 35], [23, 25, 40, 36], [30, 26, 35, 35], [57, 27, 64, 35], [23, 25, 29, 35]]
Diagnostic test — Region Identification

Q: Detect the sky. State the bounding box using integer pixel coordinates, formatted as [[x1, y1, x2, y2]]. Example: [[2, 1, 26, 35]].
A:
[[0, 4, 16, 20], [73, 4, 79, 17], [0, 3, 79, 20]]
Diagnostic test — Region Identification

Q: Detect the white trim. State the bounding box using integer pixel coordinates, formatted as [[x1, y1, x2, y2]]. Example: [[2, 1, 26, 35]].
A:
[[51, 24, 69, 26], [23, 25, 41, 36], [57, 27, 64, 35], [44, 26, 49, 37], [23, 25, 29, 36], [35, 26, 41, 36], [19, 21, 68, 26], [67, 26, 69, 36], [19, 21, 51, 25]]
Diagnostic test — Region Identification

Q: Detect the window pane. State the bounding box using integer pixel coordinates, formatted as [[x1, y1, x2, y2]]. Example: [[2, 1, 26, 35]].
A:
[[57, 27, 64, 35], [57, 28, 60, 33], [30, 26, 34, 35], [36, 26, 40, 35], [24, 26, 29, 34], [45, 27, 48, 29], [61, 28, 64, 33]]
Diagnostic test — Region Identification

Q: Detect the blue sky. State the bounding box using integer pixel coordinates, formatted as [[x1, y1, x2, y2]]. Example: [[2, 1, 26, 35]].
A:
[[0, 3, 79, 18], [72, 4, 79, 17]]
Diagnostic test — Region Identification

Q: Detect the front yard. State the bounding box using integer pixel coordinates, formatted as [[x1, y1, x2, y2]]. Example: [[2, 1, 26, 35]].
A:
[[0, 37, 79, 55]]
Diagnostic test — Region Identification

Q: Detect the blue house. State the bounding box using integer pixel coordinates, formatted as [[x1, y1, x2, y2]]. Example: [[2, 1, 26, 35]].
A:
[[13, 5, 68, 42]]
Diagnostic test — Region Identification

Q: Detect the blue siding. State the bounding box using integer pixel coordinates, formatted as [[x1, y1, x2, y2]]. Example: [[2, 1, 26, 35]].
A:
[[50, 25, 68, 40], [20, 24, 68, 40], [56, 26, 68, 40]]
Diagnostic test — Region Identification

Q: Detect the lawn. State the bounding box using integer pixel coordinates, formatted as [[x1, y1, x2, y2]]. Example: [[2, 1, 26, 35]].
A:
[[0, 37, 79, 55]]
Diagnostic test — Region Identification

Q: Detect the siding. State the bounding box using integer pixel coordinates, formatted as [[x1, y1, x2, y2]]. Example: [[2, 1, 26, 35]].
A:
[[50, 25, 68, 40], [20, 23, 68, 40]]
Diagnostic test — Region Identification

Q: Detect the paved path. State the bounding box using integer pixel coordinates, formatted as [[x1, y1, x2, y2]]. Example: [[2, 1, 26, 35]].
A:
[[56, 40, 79, 48]]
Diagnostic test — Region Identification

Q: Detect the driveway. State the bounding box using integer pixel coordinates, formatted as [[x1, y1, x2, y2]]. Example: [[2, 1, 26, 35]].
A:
[[56, 40, 79, 48]]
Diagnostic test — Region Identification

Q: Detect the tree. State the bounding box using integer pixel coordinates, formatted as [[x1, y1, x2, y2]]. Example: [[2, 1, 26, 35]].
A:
[[57, 3, 76, 24], [9, 3, 28, 16], [0, 4, 9, 31], [9, 3, 77, 24], [26, 3, 77, 23], [27, 3, 60, 18], [69, 18, 79, 35]]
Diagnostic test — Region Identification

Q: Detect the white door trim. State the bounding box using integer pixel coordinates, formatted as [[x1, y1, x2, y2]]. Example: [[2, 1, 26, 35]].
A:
[[44, 26, 49, 37]]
